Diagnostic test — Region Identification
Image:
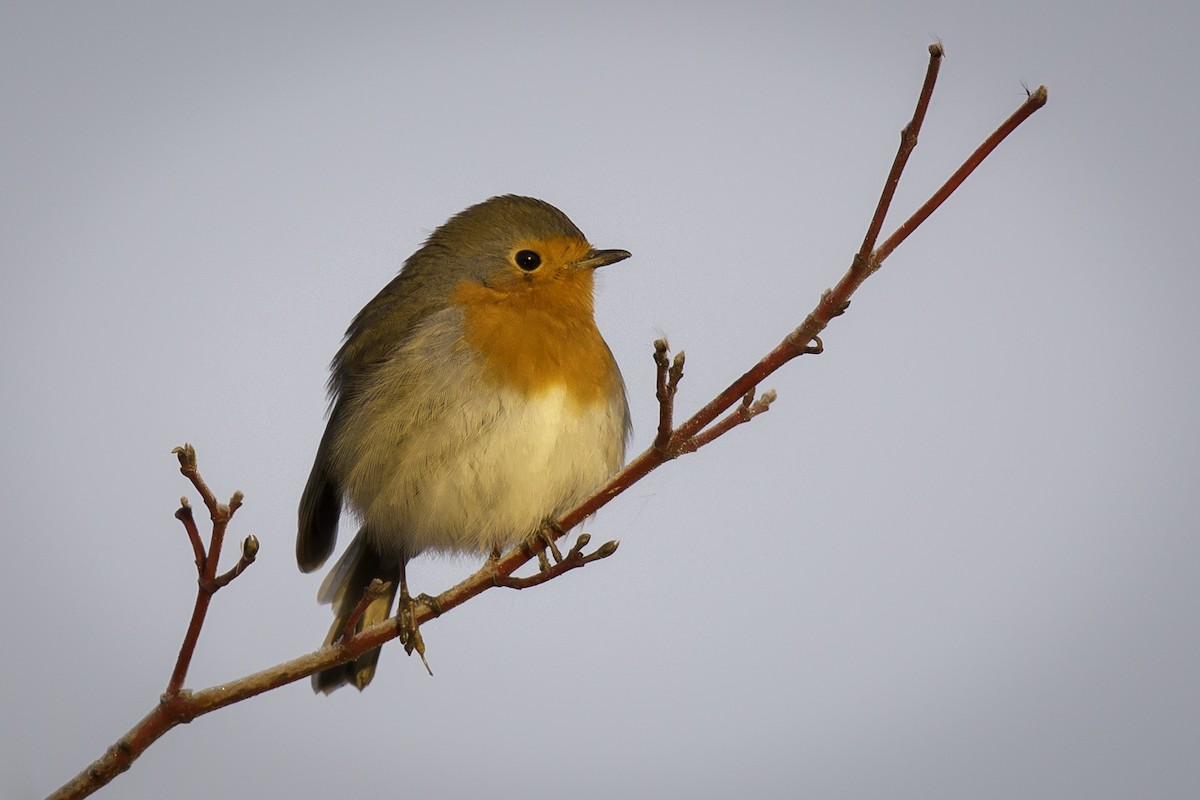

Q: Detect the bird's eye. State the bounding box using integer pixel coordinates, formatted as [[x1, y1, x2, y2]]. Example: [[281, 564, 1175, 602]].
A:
[[515, 250, 542, 271]]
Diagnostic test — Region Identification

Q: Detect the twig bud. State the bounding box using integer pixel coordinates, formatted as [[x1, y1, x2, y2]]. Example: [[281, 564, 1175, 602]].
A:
[[171, 443, 197, 468], [595, 540, 619, 558], [241, 535, 260, 561]]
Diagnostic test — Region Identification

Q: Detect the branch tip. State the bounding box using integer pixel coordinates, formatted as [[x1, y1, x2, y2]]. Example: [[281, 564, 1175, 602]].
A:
[[171, 443, 197, 469], [654, 339, 684, 450], [592, 540, 620, 560], [670, 351, 685, 383], [211, 536, 259, 590]]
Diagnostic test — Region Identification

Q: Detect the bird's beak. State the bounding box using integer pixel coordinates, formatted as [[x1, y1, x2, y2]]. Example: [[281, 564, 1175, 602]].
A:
[[575, 248, 631, 270]]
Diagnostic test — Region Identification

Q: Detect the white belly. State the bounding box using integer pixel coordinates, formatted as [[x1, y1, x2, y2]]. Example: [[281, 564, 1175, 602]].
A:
[[354, 382, 626, 557]]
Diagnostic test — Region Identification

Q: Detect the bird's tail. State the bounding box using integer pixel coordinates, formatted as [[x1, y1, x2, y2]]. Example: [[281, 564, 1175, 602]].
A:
[[312, 530, 400, 694]]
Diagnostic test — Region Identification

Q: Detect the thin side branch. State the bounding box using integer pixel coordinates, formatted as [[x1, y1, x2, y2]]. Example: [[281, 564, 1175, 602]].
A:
[[165, 445, 249, 697], [211, 535, 259, 590], [496, 534, 620, 589], [653, 339, 684, 450], [172, 444, 218, 516], [342, 578, 392, 644], [686, 389, 778, 453], [858, 41, 944, 260], [173, 498, 206, 572]]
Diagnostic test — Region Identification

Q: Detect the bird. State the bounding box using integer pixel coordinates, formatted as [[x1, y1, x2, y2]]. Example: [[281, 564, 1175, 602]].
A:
[[297, 194, 631, 693]]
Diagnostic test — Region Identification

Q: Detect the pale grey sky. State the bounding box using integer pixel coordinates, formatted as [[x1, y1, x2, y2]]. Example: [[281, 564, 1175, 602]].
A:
[[4, 2, 1198, 798]]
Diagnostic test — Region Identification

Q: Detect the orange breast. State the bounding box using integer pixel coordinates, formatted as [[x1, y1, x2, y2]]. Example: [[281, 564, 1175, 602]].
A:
[[451, 269, 620, 405]]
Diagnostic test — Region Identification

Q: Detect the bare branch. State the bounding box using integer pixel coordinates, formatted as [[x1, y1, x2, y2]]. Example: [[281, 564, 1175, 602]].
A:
[[47, 51, 1049, 800]]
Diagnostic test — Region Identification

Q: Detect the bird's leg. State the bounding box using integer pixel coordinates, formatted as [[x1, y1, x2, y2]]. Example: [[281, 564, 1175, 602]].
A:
[[396, 560, 433, 676], [523, 520, 564, 571]]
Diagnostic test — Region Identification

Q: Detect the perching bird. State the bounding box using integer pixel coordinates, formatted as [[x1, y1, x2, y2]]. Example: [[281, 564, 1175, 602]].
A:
[[298, 195, 631, 692]]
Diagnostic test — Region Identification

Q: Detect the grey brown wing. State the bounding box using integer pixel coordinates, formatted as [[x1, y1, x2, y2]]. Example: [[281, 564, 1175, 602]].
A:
[[299, 257, 450, 572], [297, 402, 346, 573]]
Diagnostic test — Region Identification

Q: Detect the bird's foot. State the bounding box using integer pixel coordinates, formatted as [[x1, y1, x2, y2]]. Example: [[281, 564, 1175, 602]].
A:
[[523, 522, 564, 572], [397, 583, 433, 676]]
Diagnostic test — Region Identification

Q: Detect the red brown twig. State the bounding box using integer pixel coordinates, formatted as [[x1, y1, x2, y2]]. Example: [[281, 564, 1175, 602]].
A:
[[342, 578, 392, 643], [653, 339, 685, 450], [47, 46, 1047, 800], [165, 445, 252, 695], [496, 533, 620, 589], [48, 445, 260, 800]]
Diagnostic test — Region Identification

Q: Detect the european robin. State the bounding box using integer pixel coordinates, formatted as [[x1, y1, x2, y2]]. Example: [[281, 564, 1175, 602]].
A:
[[297, 195, 631, 693]]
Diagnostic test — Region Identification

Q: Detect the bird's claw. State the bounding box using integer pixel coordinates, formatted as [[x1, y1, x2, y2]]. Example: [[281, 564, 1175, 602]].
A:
[[523, 525, 563, 572], [397, 584, 433, 676]]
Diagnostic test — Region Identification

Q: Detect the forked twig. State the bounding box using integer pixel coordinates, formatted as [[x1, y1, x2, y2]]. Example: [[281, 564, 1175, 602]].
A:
[[164, 445, 254, 696], [653, 340, 685, 450]]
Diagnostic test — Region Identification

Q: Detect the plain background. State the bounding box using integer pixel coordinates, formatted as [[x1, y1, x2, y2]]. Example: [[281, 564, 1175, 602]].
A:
[[4, 2, 1198, 798]]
